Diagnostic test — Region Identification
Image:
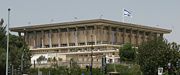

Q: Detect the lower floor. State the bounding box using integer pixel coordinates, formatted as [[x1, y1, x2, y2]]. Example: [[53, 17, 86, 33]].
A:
[[31, 50, 120, 68], [30, 44, 120, 68]]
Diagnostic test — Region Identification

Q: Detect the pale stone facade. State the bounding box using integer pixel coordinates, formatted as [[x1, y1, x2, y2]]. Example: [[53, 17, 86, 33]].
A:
[[10, 19, 171, 68]]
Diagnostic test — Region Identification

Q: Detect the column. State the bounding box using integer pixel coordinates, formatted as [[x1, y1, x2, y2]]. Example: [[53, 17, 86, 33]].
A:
[[49, 30, 52, 48], [130, 29, 132, 44], [136, 30, 139, 46], [100, 26, 103, 44], [18, 32, 21, 37], [142, 31, 146, 42], [147, 32, 152, 41], [58, 29, 61, 47], [94, 26, 97, 45], [33, 31, 36, 48], [115, 28, 118, 45], [160, 33, 163, 38], [122, 28, 126, 44], [75, 27, 78, 46], [108, 26, 111, 44], [41, 30, 44, 48], [24, 31, 28, 44], [67, 28, 69, 46], [85, 26, 87, 45]]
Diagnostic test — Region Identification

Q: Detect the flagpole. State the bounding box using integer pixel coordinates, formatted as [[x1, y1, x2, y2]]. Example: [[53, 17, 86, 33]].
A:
[[122, 8, 124, 22], [6, 8, 11, 75]]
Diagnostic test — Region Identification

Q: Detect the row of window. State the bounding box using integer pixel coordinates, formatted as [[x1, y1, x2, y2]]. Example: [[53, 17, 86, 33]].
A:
[[31, 33, 152, 48]]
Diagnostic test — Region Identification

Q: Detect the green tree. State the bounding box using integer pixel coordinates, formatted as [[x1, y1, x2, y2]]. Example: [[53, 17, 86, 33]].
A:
[[69, 58, 81, 75], [47, 57, 52, 63], [0, 18, 31, 74], [58, 57, 62, 62], [107, 64, 142, 75], [119, 43, 136, 62], [52, 57, 57, 64], [137, 38, 180, 75], [9, 34, 32, 73], [0, 18, 6, 75], [36, 55, 47, 65], [47, 57, 58, 68]]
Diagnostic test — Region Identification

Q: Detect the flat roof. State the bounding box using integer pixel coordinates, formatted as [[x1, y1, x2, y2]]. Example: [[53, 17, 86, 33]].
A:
[[10, 19, 171, 33]]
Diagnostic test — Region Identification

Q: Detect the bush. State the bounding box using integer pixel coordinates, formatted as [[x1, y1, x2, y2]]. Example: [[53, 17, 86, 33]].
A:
[[119, 43, 136, 62], [107, 64, 142, 75], [29, 64, 142, 75], [29, 67, 102, 75]]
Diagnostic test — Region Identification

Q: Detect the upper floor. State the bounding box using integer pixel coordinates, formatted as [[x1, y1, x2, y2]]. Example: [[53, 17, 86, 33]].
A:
[[10, 19, 171, 49]]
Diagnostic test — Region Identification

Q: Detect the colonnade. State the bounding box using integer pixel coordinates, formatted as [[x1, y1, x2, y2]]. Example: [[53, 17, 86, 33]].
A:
[[23, 25, 163, 49]]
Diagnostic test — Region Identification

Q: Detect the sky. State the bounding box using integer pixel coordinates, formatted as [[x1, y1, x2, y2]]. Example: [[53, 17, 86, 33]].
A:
[[0, 0, 180, 43]]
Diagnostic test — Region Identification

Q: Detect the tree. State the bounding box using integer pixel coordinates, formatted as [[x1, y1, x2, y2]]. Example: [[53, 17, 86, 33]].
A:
[[107, 64, 142, 75], [52, 57, 58, 68], [69, 58, 81, 75], [8, 34, 32, 73], [137, 37, 180, 75], [47, 57, 52, 63], [70, 58, 79, 68], [0, 19, 6, 48], [52, 57, 57, 64], [119, 43, 136, 62], [58, 57, 62, 62], [36, 55, 47, 65], [0, 18, 31, 74], [0, 18, 7, 75]]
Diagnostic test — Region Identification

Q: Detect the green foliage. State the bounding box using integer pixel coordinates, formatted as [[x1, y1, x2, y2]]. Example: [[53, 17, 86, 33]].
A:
[[70, 58, 80, 69], [47, 57, 63, 68], [29, 67, 102, 75], [30, 58, 102, 75], [29, 68, 38, 75], [119, 43, 136, 62], [29, 64, 142, 75], [107, 64, 142, 75], [0, 47, 6, 75], [137, 38, 180, 75], [36, 55, 47, 65], [8, 34, 32, 73], [0, 18, 6, 75], [0, 18, 31, 74]]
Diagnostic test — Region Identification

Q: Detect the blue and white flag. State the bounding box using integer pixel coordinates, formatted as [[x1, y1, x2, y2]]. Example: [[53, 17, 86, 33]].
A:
[[123, 9, 132, 17]]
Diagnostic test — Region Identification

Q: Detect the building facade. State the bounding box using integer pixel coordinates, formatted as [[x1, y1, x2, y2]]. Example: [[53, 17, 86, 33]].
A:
[[10, 19, 171, 68]]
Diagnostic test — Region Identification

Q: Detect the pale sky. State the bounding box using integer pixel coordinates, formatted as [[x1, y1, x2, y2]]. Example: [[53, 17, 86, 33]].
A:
[[0, 0, 180, 43]]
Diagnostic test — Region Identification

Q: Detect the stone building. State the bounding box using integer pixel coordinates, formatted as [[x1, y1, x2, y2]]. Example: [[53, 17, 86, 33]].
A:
[[10, 19, 171, 68]]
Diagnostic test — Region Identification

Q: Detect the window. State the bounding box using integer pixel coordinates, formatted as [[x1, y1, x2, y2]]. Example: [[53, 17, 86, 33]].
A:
[[52, 44, 58, 47], [61, 44, 67, 47], [69, 43, 75, 46], [78, 42, 85, 45]]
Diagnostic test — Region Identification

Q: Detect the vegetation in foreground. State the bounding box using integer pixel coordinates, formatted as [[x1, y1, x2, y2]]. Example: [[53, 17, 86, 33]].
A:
[[138, 38, 180, 75], [0, 19, 31, 75], [29, 64, 141, 75]]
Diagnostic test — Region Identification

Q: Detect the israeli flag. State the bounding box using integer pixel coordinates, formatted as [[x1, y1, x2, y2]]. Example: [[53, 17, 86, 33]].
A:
[[124, 9, 132, 17]]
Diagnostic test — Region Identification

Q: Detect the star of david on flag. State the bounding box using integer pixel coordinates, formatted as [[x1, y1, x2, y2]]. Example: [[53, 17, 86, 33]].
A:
[[123, 9, 132, 17]]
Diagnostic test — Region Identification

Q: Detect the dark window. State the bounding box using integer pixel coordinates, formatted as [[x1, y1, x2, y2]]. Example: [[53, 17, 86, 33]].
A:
[[61, 44, 67, 47], [52, 44, 58, 47], [79, 42, 85, 45], [87, 42, 95, 45], [69, 43, 75, 46]]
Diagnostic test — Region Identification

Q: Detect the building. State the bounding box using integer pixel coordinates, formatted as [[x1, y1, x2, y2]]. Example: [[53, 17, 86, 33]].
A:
[[10, 19, 171, 68]]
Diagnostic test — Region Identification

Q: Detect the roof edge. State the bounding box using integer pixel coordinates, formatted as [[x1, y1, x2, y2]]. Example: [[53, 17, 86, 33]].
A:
[[10, 19, 172, 33]]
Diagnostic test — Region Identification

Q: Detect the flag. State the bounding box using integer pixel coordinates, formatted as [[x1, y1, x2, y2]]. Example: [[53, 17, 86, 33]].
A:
[[123, 9, 132, 17]]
